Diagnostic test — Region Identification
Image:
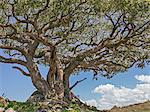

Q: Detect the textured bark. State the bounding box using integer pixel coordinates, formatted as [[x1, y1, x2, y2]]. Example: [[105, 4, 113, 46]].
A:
[[55, 58, 64, 99], [27, 63, 50, 95], [45, 47, 65, 99], [56, 58, 64, 81], [63, 74, 70, 101], [47, 46, 57, 86]]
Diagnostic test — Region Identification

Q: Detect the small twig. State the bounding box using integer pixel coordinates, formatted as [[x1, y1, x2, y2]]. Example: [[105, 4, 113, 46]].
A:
[[12, 66, 30, 77], [70, 78, 87, 90]]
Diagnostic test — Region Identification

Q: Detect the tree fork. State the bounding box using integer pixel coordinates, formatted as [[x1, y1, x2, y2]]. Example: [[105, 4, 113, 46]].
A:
[[45, 46, 65, 99]]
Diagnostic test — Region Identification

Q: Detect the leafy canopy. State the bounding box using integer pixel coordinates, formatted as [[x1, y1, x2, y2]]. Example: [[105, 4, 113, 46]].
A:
[[0, 0, 150, 79]]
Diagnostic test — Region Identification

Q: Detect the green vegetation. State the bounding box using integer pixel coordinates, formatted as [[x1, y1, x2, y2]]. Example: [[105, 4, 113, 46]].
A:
[[0, 100, 101, 112], [1, 97, 150, 112], [0, 101, 38, 112]]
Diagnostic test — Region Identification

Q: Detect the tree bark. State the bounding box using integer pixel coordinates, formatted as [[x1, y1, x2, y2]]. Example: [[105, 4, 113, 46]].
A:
[[45, 47, 65, 99], [54, 58, 64, 99], [27, 62, 50, 95], [63, 74, 70, 101], [47, 46, 57, 86], [26, 44, 70, 101]]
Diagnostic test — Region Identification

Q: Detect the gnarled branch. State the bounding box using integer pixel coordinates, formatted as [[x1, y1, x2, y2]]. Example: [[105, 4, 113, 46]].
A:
[[0, 55, 26, 66], [0, 45, 27, 56], [12, 66, 30, 77]]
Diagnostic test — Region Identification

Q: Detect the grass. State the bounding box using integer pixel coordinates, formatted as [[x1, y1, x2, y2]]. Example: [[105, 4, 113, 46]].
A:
[[0, 100, 100, 112], [0, 101, 39, 112]]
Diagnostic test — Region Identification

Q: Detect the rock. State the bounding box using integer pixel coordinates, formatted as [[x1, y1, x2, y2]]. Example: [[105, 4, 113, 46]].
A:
[[0, 107, 4, 112], [0, 97, 7, 107], [27, 90, 60, 103], [37, 99, 68, 112], [5, 108, 16, 112], [27, 91, 45, 102]]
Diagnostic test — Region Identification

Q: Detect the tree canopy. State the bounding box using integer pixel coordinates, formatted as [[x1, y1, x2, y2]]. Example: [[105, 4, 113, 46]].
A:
[[0, 0, 150, 100]]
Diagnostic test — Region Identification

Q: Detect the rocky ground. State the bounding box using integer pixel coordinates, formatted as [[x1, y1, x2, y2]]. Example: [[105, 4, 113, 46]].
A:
[[1, 95, 150, 112], [0, 96, 104, 112]]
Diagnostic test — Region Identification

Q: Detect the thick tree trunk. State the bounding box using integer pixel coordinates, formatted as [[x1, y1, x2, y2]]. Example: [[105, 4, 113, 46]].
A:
[[45, 47, 65, 100], [25, 42, 51, 96], [27, 63, 50, 95], [26, 63, 72, 102], [26, 46, 71, 101], [27, 65, 72, 102]]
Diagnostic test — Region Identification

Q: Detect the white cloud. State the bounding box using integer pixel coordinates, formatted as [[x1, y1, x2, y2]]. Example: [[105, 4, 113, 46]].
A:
[[135, 75, 150, 83], [85, 99, 97, 107], [85, 75, 150, 110], [94, 84, 115, 94]]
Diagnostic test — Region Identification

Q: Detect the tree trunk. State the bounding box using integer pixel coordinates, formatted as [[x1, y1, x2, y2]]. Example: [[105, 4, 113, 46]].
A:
[[27, 63, 50, 95], [26, 47, 71, 101], [63, 74, 70, 101], [27, 65, 72, 102], [45, 47, 65, 100]]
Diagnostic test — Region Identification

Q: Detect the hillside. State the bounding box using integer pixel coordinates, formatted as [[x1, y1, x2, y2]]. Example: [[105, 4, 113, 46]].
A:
[[1, 96, 150, 112], [108, 101, 150, 112], [0, 96, 102, 112]]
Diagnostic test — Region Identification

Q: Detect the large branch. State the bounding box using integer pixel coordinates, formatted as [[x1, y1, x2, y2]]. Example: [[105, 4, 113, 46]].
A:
[[0, 55, 27, 66], [64, 19, 150, 76], [0, 24, 17, 36], [25, 32, 54, 48], [0, 34, 31, 44], [23, 40, 50, 93], [63, 41, 107, 76], [0, 45, 27, 56], [0, 24, 32, 44]]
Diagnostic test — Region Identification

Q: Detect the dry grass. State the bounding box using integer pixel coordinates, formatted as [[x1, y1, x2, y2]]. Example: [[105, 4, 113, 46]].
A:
[[108, 101, 150, 112]]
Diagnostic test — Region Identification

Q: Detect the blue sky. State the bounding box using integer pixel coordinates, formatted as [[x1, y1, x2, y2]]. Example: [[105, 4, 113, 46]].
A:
[[0, 63, 150, 109]]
